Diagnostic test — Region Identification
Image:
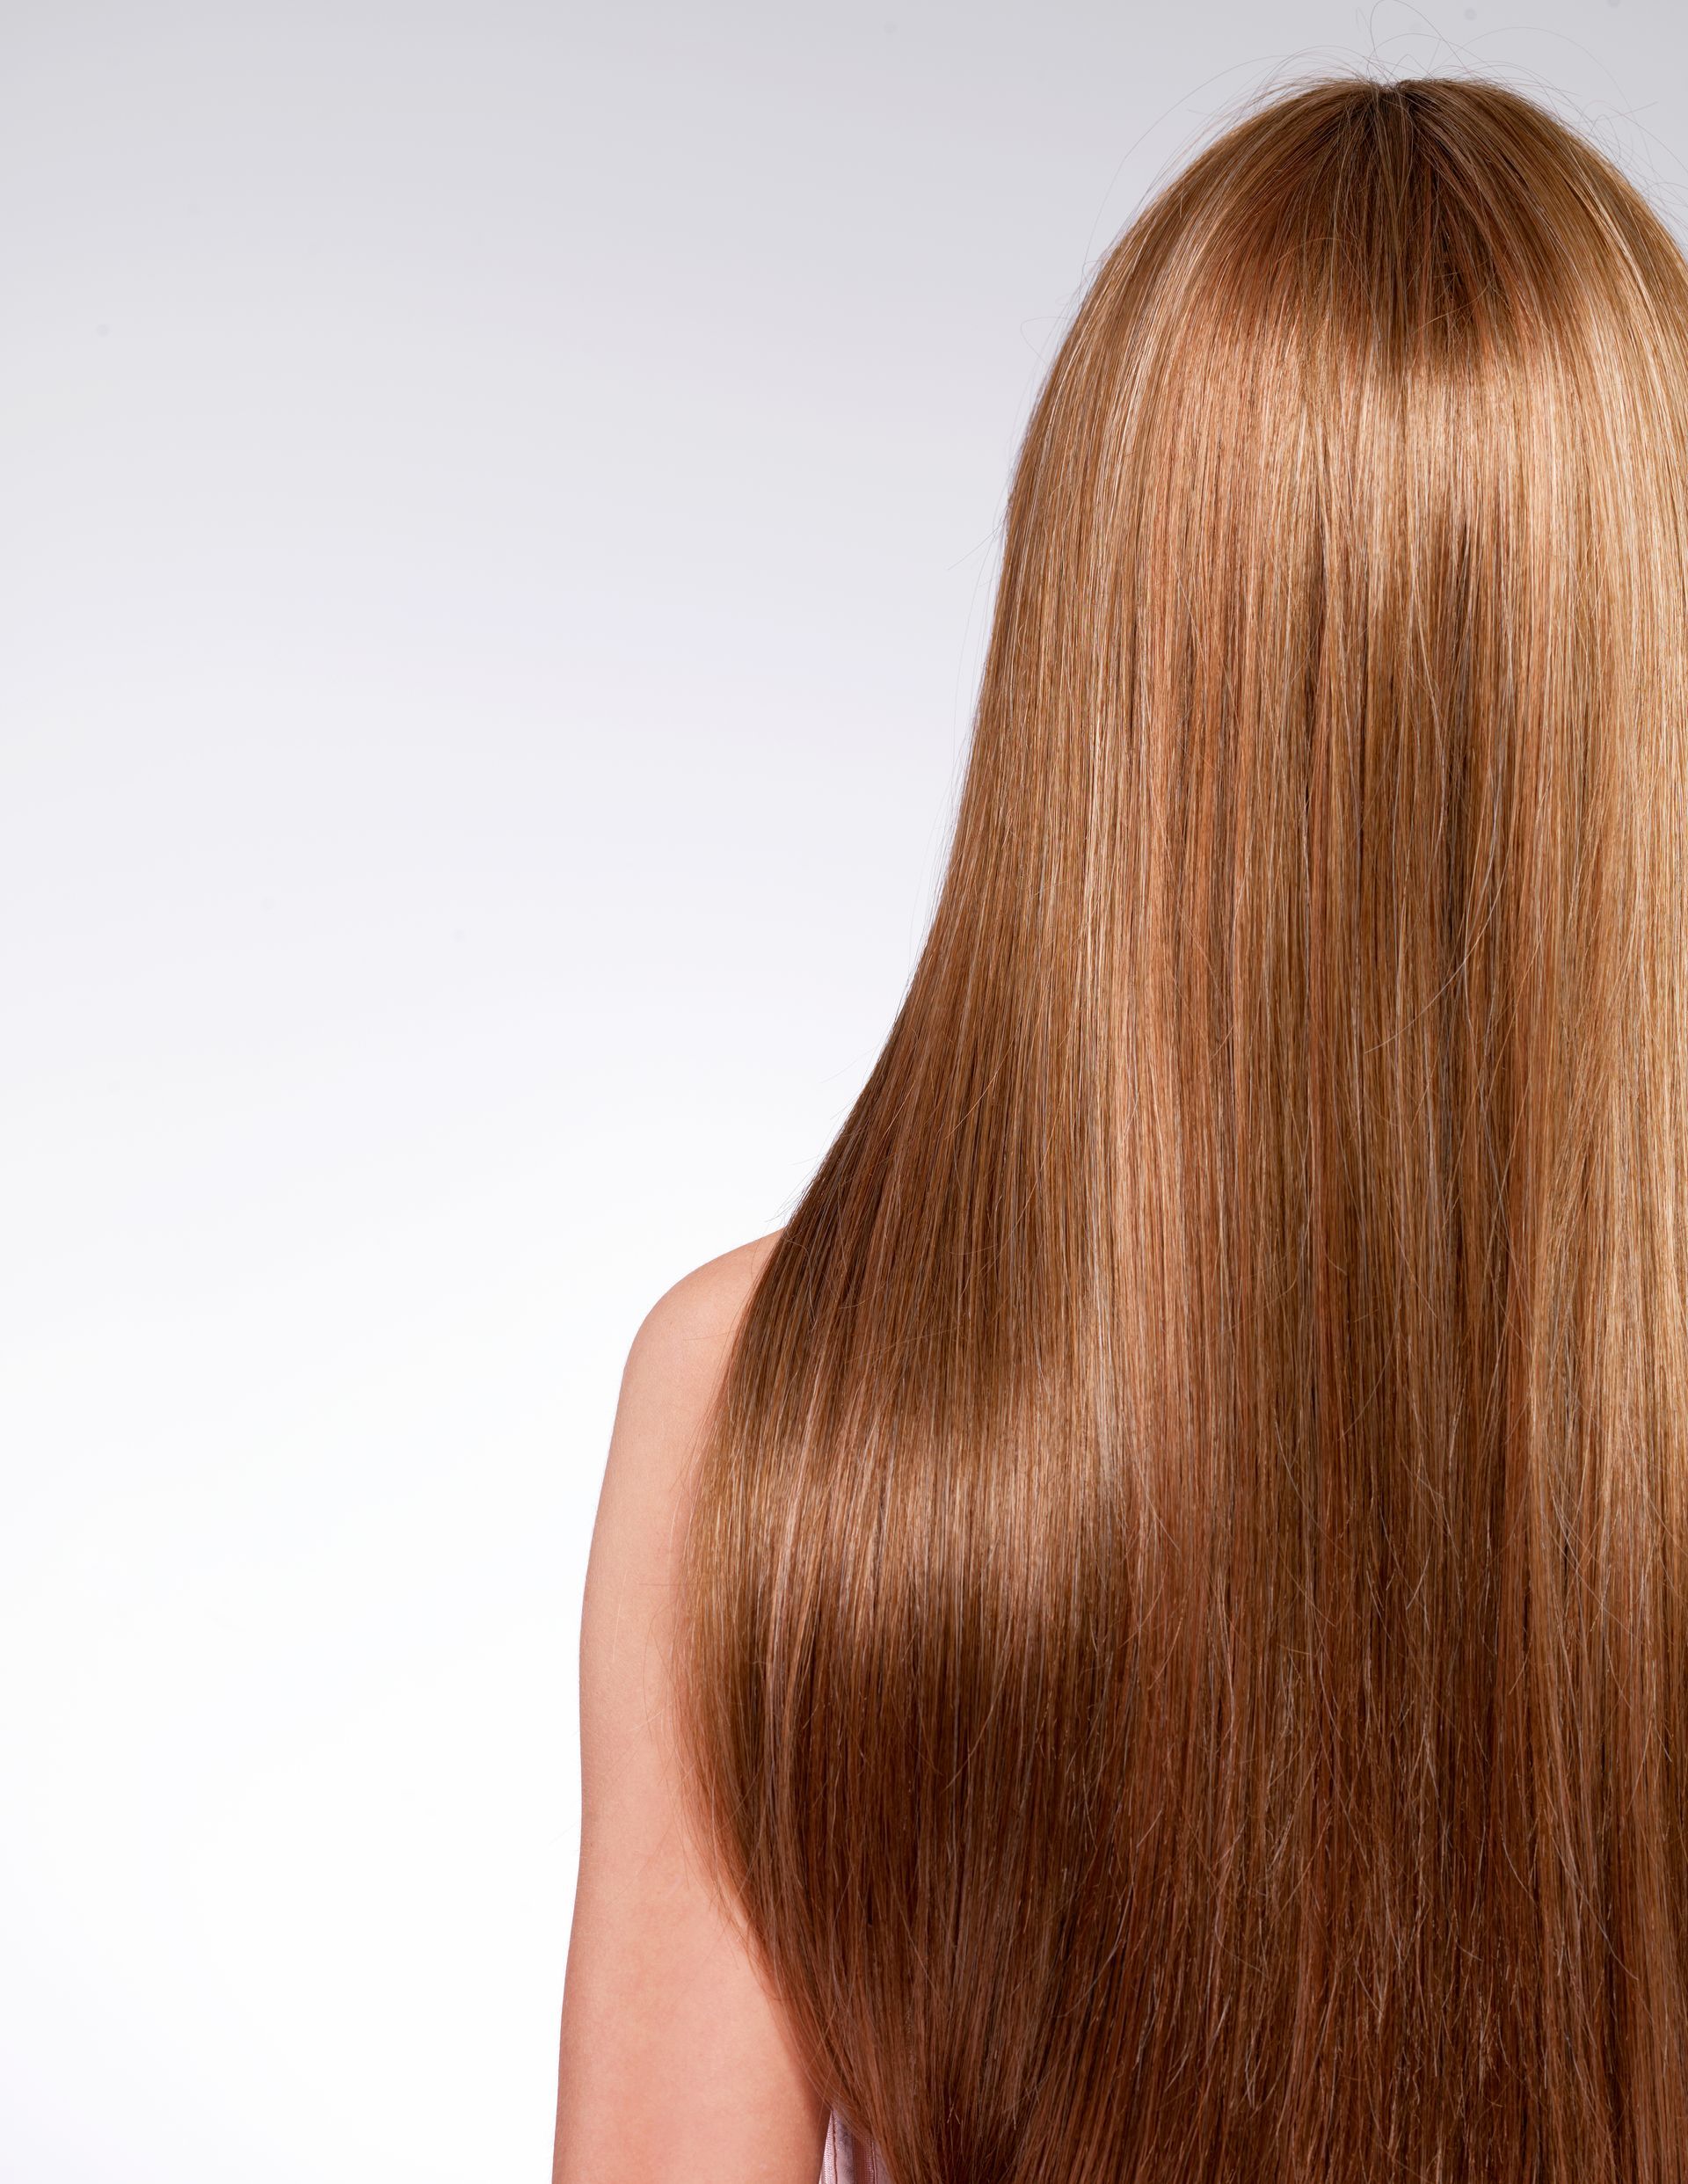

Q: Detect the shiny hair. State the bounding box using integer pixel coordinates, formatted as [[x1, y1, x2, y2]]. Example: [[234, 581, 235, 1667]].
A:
[[672, 71, 1688, 2184]]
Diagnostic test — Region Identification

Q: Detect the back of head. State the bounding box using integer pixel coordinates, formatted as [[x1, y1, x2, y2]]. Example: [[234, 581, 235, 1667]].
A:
[[674, 72, 1688, 2184]]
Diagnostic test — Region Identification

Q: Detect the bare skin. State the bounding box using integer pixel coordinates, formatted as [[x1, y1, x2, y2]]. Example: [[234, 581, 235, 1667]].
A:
[[552, 1228, 831, 2184]]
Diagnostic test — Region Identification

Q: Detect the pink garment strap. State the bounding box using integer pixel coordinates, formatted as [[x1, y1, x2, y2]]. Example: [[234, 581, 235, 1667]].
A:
[[819, 2107, 858, 2184], [820, 2106, 891, 2184]]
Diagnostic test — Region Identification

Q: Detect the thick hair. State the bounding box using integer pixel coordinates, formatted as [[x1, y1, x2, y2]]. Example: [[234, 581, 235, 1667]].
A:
[[672, 71, 1688, 2184]]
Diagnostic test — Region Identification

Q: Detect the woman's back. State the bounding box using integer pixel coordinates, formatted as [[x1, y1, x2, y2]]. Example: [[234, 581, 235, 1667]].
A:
[[570, 69, 1688, 2184]]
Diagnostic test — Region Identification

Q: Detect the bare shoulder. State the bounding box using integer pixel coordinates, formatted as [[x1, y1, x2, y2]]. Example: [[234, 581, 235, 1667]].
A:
[[557, 1219, 828, 2184], [627, 1226, 784, 1399], [587, 1224, 786, 1594]]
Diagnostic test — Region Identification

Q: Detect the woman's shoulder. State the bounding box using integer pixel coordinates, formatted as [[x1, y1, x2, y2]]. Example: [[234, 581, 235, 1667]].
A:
[[561, 1219, 831, 2184], [630, 1226, 785, 1372], [591, 1227, 787, 1574]]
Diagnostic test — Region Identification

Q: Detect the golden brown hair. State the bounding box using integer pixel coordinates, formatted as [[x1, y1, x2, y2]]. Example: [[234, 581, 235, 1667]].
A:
[[673, 70, 1688, 2183]]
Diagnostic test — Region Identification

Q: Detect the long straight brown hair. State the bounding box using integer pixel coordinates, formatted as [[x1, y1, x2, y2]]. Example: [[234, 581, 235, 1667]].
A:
[[672, 72, 1688, 2184]]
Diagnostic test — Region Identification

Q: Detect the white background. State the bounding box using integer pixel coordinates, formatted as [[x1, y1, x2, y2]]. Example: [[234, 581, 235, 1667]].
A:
[[3, 5, 1683, 2179]]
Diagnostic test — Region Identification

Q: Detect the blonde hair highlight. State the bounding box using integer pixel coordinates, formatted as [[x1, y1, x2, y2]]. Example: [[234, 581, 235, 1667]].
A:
[[673, 72, 1688, 2184]]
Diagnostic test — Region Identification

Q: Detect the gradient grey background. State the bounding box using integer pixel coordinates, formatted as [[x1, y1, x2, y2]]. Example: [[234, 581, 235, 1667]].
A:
[[4, 7, 1684, 2180]]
